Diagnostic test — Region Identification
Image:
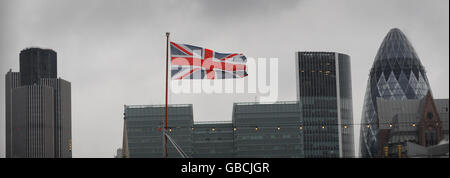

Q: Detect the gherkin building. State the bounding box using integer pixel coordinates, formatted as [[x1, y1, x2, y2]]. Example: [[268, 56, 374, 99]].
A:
[[360, 28, 431, 158]]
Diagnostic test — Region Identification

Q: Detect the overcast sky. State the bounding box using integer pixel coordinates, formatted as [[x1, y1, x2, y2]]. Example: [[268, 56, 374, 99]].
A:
[[0, 0, 448, 158]]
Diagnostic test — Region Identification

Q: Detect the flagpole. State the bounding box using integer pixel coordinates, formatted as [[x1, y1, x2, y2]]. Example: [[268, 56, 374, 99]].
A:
[[164, 32, 170, 158]]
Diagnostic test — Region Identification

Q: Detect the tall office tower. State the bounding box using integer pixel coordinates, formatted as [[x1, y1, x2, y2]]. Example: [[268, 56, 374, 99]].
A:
[[295, 52, 354, 158], [232, 102, 304, 158], [5, 48, 72, 158], [360, 28, 432, 158], [123, 105, 194, 158]]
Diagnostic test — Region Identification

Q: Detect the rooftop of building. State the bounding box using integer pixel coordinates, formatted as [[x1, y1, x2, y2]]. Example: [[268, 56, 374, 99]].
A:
[[193, 121, 232, 125], [124, 104, 193, 109], [234, 101, 299, 106], [374, 28, 420, 63], [20, 47, 56, 54], [297, 51, 350, 57]]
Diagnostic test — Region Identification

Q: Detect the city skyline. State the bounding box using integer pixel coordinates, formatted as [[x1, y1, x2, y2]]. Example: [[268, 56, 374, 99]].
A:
[[0, 0, 449, 157]]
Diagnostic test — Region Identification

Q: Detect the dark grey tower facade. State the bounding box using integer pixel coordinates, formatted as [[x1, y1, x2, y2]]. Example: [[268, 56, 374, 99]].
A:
[[295, 52, 355, 158], [19, 48, 57, 86], [5, 48, 72, 158], [5, 71, 20, 158], [40, 78, 72, 158], [12, 85, 55, 158]]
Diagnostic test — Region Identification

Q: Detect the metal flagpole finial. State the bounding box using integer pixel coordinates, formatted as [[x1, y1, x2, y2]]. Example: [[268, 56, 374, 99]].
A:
[[166, 32, 170, 37]]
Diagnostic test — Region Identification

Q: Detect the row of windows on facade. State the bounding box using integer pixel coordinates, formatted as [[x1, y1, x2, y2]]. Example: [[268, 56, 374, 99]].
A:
[[127, 125, 359, 135], [236, 145, 304, 151], [300, 70, 334, 75], [304, 145, 340, 151], [127, 121, 435, 135], [368, 121, 443, 129], [129, 134, 304, 143]]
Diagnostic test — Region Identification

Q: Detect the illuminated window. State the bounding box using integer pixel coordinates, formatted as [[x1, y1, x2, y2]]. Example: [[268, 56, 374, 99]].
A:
[[69, 139, 72, 151]]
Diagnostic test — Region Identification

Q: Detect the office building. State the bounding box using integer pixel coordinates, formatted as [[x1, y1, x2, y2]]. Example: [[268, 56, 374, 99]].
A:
[[232, 102, 304, 158], [295, 52, 355, 158], [123, 102, 305, 158], [360, 28, 432, 158], [123, 104, 194, 158], [5, 48, 72, 158], [192, 122, 234, 158]]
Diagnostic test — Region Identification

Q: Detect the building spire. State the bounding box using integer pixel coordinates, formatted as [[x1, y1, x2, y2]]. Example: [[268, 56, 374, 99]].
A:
[[122, 114, 129, 158]]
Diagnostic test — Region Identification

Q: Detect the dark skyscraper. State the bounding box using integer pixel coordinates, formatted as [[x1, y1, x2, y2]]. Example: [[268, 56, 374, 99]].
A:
[[5, 48, 72, 158], [295, 52, 355, 158], [19, 48, 57, 86], [360, 28, 432, 158]]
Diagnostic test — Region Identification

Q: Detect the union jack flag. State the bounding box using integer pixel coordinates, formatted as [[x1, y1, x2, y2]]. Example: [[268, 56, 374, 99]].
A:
[[170, 42, 248, 80]]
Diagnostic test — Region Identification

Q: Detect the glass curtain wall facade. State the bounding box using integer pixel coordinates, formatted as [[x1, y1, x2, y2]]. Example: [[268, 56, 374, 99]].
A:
[[124, 105, 193, 158], [296, 52, 355, 158], [192, 122, 234, 158], [123, 102, 305, 158], [360, 28, 431, 158], [232, 102, 304, 158]]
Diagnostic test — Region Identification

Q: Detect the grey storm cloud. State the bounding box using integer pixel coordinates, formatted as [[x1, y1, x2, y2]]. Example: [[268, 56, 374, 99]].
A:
[[0, 0, 448, 158]]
